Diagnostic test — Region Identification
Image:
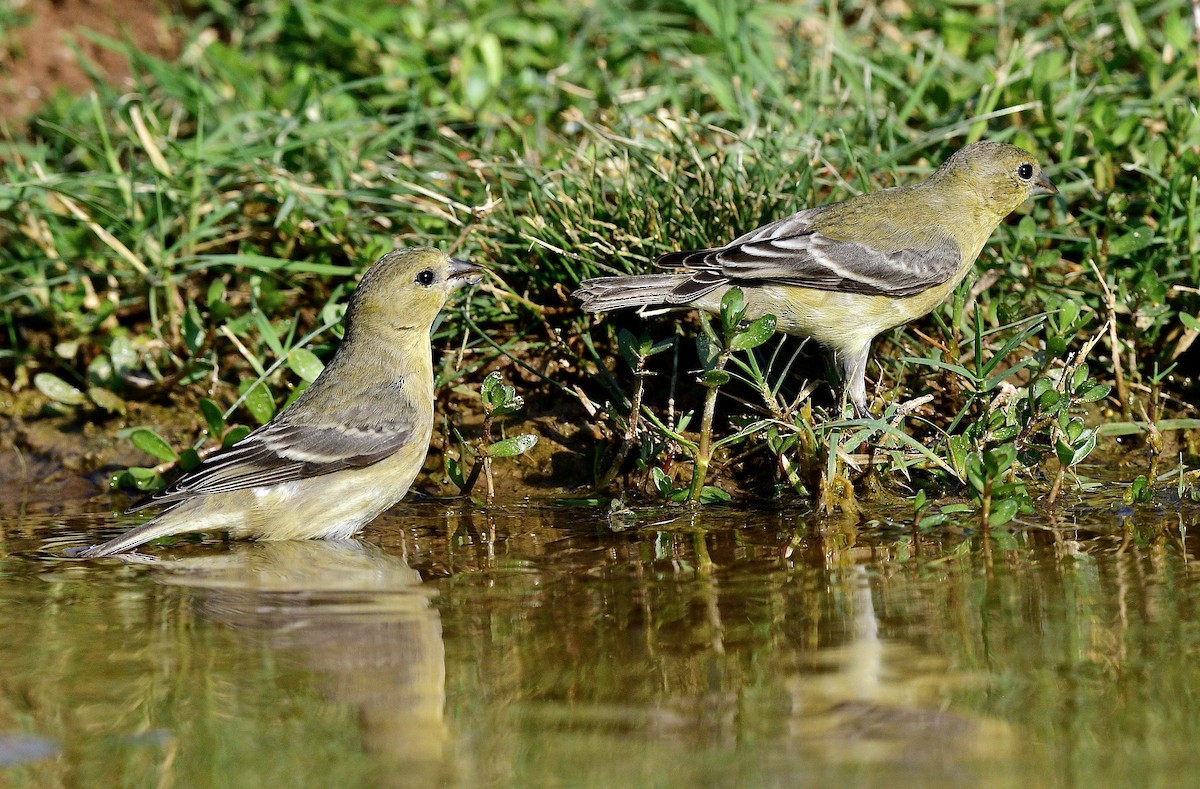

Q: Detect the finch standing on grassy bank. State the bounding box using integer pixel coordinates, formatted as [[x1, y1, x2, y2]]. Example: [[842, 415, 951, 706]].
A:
[[72, 248, 481, 558], [574, 141, 1057, 416]]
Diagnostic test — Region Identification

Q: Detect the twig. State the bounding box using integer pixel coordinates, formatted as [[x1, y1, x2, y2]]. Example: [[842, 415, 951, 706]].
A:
[[1089, 258, 1130, 418]]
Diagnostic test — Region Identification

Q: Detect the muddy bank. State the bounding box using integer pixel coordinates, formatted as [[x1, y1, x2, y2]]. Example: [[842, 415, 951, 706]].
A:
[[5, 377, 1195, 527]]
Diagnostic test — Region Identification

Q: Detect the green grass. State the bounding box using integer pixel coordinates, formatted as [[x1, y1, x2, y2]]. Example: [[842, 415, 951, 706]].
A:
[[1, 0, 1197, 513]]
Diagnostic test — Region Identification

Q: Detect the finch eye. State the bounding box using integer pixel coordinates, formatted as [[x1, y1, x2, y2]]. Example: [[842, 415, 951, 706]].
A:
[[415, 269, 436, 286], [1017, 163, 1034, 180]]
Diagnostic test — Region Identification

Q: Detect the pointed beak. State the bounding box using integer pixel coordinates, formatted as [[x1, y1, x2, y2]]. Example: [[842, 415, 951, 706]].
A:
[[448, 256, 484, 286], [1033, 172, 1058, 196]]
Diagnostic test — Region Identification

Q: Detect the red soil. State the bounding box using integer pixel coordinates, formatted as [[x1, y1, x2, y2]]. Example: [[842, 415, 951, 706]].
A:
[[1, 0, 176, 120]]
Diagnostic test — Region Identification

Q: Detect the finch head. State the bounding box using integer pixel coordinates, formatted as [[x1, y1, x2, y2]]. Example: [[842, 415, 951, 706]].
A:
[[933, 141, 1057, 219], [344, 248, 482, 339]]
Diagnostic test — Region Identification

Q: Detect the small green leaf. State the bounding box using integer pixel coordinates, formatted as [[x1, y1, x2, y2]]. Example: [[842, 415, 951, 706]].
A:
[[199, 398, 225, 438], [447, 457, 466, 489], [1035, 390, 1061, 411], [719, 287, 745, 329], [1077, 383, 1111, 403], [124, 466, 166, 491], [697, 369, 731, 387], [222, 425, 252, 448], [1016, 215, 1037, 243], [1055, 437, 1074, 467], [948, 434, 970, 476], [1057, 300, 1081, 332], [666, 487, 691, 503], [1072, 363, 1090, 391], [730, 314, 777, 351], [984, 444, 1016, 476], [287, 348, 325, 383], [206, 279, 226, 310], [130, 428, 179, 462], [34, 372, 86, 405], [988, 497, 1020, 527], [918, 513, 947, 529], [695, 335, 720, 370], [179, 448, 202, 471], [617, 329, 640, 370], [238, 379, 275, 425], [88, 387, 127, 415], [109, 335, 137, 377], [491, 394, 525, 417], [85, 352, 112, 386], [1180, 313, 1200, 331], [1108, 227, 1153, 257], [699, 486, 732, 504], [966, 454, 986, 494], [478, 32, 503, 86], [1056, 429, 1097, 467], [647, 337, 674, 357], [253, 309, 284, 358], [482, 372, 521, 412], [481, 371, 503, 401], [1125, 474, 1151, 504], [991, 425, 1019, 442], [183, 301, 205, 354], [85, 354, 114, 388], [486, 434, 538, 458]]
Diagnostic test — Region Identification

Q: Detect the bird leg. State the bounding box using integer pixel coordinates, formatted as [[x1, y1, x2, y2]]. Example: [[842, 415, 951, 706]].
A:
[[834, 346, 871, 419]]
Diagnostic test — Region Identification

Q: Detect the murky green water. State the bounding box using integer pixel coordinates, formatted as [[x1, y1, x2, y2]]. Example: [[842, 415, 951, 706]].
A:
[[3, 495, 1200, 787]]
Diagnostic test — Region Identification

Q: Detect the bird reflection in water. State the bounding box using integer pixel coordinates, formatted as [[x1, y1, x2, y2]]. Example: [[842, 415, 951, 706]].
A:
[[145, 540, 446, 781]]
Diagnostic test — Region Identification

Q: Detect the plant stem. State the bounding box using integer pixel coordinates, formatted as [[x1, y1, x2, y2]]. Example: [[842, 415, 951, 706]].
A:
[[689, 348, 731, 501]]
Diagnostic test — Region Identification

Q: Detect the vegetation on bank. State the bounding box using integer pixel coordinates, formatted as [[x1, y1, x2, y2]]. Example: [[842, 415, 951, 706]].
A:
[[1, 0, 1198, 523]]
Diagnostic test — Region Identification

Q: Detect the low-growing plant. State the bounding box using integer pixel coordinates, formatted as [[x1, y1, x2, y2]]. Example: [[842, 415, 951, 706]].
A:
[[631, 288, 775, 503], [446, 371, 538, 504]]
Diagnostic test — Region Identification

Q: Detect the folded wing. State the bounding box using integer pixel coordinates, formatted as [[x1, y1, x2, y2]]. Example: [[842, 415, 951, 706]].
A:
[[129, 409, 414, 512], [659, 208, 963, 300]]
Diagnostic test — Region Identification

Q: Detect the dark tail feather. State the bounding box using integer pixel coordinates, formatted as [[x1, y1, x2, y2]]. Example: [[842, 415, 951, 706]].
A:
[[655, 248, 717, 268], [66, 516, 200, 559], [572, 273, 696, 312]]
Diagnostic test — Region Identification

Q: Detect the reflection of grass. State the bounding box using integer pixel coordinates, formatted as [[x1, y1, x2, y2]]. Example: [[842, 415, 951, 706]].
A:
[[3, 0, 1197, 508]]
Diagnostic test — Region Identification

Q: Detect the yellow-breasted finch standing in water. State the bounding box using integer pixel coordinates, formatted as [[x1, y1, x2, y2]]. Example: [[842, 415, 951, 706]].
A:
[[73, 248, 481, 558]]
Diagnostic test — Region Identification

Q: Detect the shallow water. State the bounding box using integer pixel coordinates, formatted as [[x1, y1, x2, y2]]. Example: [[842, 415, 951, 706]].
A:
[[3, 495, 1200, 787]]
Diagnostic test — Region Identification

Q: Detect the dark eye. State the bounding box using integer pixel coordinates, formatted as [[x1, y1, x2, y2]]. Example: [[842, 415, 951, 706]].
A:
[[415, 269, 436, 286], [1017, 163, 1034, 180]]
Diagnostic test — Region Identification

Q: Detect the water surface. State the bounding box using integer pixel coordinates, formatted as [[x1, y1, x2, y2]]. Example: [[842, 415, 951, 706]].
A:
[[3, 496, 1200, 787]]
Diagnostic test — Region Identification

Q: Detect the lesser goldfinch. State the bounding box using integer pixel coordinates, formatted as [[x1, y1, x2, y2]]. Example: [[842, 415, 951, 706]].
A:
[[72, 248, 481, 558], [573, 141, 1057, 416]]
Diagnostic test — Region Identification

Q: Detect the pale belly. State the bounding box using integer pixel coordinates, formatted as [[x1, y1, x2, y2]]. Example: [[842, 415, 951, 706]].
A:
[[697, 277, 965, 355], [165, 436, 430, 542]]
